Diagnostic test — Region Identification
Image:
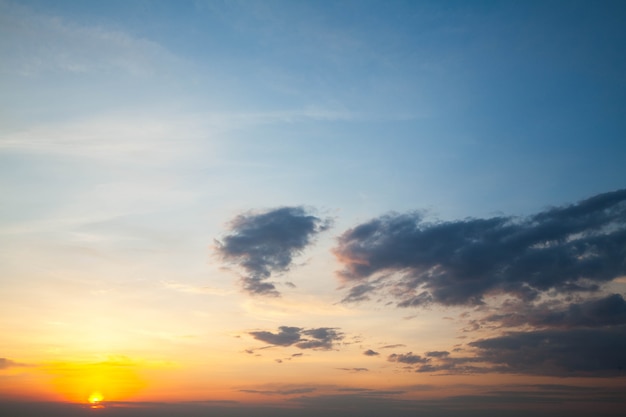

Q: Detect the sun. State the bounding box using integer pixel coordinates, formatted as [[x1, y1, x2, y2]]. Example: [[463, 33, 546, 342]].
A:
[[88, 391, 104, 408]]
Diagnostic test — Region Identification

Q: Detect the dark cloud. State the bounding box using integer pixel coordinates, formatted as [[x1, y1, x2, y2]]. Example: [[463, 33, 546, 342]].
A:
[[249, 326, 302, 346], [388, 352, 429, 364], [363, 349, 380, 356], [249, 326, 344, 350], [385, 324, 626, 377], [216, 206, 331, 296], [296, 328, 344, 350], [334, 189, 626, 306], [482, 293, 626, 329], [425, 351, 449, 358], [469, 325, 626, 377]]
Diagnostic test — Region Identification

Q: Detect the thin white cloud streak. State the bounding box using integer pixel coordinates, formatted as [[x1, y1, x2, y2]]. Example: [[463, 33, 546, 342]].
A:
[[0, 114, 203, 163], [0, 0, 181, 77]]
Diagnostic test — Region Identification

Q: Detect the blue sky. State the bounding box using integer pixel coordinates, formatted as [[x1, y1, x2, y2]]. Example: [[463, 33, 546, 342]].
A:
[[1, 1, 626, 416]]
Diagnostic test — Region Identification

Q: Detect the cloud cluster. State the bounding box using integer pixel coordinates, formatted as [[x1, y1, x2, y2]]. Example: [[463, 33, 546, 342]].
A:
[[334, 189, 626, 306], [249, 326, 344, 350], [385, 295, 626, 377], [226, 191, 626, 378], [469, 325, 626, 377], [216, 207, 331, 296]]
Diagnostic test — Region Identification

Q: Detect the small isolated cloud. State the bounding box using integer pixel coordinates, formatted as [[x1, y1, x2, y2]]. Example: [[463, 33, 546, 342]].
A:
[[363, 349, 380, 356], [425, 351, 450, 358], [216, 206, 332, 296], [337, 367, 369, 372], [250, 326, 302, 347], [380, 344, 406, 349], [334, 189, 626, 306], [388, 352, 429, 364], [249, 326, 344, 350]]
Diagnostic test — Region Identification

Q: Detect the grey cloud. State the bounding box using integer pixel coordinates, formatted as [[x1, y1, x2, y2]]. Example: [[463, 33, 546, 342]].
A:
[[386, 326, 626, 377], [334, 189, 626, 306], [381, 344, 405, 349], [363, 349, 380, 356], [468, 325, 626, 377], [482, 293, 626, 329], [337, 367, 369, 372], [240, 387, 317, 396], [296, 328, 344, 350], [216, 206, 331, 296], [425, 351, 450, 358], [249, 326, 302, 346], [388, 352, 429, 364], [249, 326, 344, 350]]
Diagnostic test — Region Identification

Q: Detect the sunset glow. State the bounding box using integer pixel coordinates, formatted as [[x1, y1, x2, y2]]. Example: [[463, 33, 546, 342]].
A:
[[88, 392, 103, 407], [1, 1, 625, 416]]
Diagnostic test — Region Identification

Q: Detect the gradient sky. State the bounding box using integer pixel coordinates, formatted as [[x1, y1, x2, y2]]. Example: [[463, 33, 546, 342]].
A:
[[1, 1, 626, 416]]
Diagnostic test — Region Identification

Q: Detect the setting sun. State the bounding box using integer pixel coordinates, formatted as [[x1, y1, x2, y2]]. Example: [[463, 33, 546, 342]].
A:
[[88, 391, 104, 409], [88, 392, 103, 404]]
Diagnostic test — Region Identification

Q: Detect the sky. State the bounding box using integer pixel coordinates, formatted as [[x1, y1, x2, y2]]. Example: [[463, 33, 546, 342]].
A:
[[1, 0, 626, 416]]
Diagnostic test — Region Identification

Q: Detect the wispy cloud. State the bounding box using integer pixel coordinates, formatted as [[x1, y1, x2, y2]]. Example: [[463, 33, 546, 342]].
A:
[[0, 357, 28, 369], [0, 1, 180, 77]]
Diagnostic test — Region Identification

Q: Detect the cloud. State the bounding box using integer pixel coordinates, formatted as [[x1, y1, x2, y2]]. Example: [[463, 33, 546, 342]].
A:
[[0, 1, 180, 77], [481, 293, 626, 329], [240, 387, 317, 396], [249, 326, 344, 350], [425, 351, 450, 358], [249, 326, 302, 346], [0, 357, 26, 369], [337, 367, 369, 372], [468, 325, 626, 377], [216, 207, 332, 296], [380, 344, 406, 349], [334, 189, 626, 306], [388, 352, 429, 364], [363, 349, 380, 356], [386, 325, 626, 377]]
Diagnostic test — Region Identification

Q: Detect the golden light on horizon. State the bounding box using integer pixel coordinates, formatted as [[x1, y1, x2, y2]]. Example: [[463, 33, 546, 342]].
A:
[[88, 391, 104, 408], [47, 357, 146, 403]]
